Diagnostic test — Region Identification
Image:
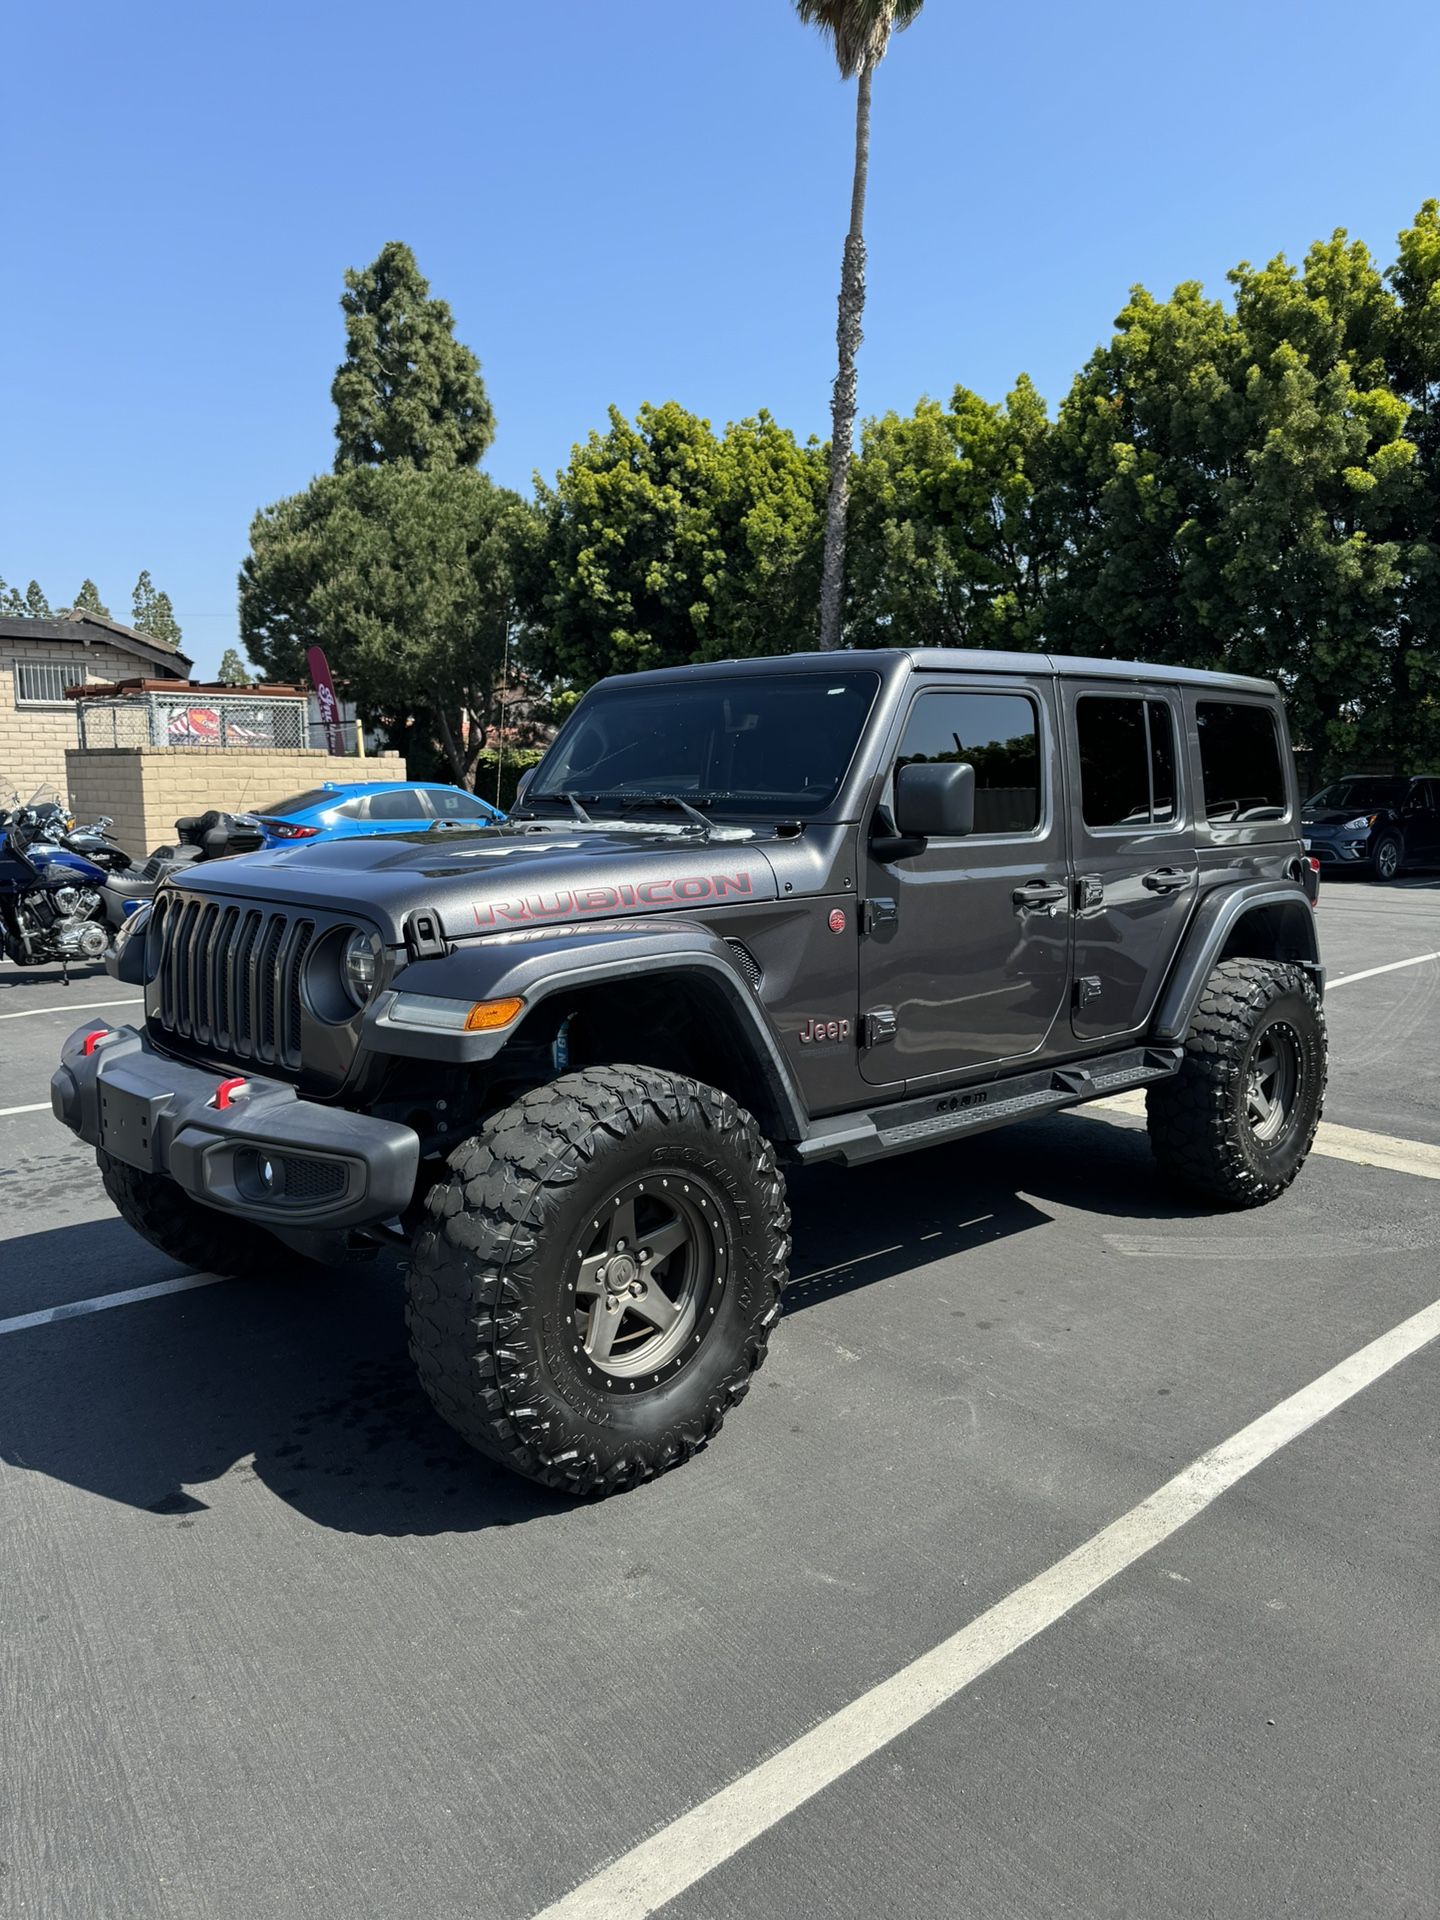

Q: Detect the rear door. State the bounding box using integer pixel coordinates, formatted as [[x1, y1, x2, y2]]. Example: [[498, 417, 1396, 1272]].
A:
[[1404, 779, 1440, 864], [1063, 682, 1199, 1043], [859, 674, 1071, 1087]]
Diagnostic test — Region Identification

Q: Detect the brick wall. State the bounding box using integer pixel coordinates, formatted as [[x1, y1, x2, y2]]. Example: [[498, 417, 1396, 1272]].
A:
[[64, 748, 409, 853], [0, 640, 150, 801]]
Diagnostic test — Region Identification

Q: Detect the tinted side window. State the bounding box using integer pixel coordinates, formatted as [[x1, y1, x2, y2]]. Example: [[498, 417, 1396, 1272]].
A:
[[431, 789, 491, 819], [334, 798, 370, 821], [1196, 703, 1287, 822], [367, 788, 428, 821], [896, 691, 1041, 834], [1076, 697, 1178, 827]]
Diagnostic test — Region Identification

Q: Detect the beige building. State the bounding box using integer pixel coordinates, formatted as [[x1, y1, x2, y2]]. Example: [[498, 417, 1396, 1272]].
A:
[[0, 609, 192, 802]]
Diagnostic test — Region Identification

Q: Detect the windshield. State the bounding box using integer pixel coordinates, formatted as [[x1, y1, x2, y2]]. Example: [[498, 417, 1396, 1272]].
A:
[[526, 671, 882, 819], [1307, 779, 1407, 811]]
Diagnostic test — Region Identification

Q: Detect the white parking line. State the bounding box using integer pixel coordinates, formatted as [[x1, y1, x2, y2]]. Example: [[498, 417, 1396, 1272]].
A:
[[0, 1102, 51, 1118], [0, 1272, 229, 1337], [530, 1296, 1440, 1920], [1328, 951, 1440, 988], [0, 996, 141, 1022], [1087, 1093, 1440, 1180]]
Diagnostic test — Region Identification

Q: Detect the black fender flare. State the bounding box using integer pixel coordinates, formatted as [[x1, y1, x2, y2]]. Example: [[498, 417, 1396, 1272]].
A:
[[1151, 881, 1322, 1044], [362, 917, 810, 1140]]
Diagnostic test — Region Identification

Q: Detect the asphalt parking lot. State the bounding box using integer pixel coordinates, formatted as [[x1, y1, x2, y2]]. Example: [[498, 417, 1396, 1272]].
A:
[[3, 878, 1438, 1920]]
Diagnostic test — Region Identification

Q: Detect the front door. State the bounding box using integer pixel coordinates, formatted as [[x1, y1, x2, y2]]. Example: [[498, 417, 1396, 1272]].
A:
[[859, 677, 1071, 1087], [1403, 779, 1440, 864], [1063, 683, 1199, 1042]]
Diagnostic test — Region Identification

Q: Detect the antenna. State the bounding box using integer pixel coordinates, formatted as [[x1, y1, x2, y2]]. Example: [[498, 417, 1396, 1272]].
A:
[[495, 617, 512, 810]]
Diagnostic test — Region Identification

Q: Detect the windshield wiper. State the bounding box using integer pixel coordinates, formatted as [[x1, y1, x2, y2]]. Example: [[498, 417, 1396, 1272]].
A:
[[571, 792, 716, 838], [513, 792, 593, 825]]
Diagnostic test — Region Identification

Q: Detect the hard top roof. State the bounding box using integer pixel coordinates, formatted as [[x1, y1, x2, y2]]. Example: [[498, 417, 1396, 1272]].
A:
[[595, 648, 1280, 698]]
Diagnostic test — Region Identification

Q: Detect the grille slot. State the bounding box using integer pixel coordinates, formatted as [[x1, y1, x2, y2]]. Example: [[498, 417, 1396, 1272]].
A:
[[154, 893, 316, 1073], [725, 939, 764, 990]]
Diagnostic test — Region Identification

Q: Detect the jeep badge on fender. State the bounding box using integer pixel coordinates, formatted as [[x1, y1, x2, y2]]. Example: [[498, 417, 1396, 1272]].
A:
[[56, 648, 1325, 1497]]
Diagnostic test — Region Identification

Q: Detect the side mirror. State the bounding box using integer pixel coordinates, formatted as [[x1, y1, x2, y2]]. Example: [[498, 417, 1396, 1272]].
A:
[[895, 761, 975, 838], [872, 762, 976, 860]]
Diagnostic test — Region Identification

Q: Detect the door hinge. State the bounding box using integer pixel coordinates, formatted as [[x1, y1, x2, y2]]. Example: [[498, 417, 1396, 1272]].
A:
[[860, 897, 898, 936], [861, 1007, 898, 1048], [1075, 975, 1103, 1009], [1076, 874, 1104, 911]]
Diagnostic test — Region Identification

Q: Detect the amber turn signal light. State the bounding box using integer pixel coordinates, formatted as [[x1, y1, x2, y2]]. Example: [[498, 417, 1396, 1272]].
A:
[[463, 997, 525, 1031]]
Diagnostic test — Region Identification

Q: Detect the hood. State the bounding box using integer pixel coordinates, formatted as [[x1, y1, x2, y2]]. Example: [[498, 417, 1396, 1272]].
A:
[[165, 822, 780, 943], [1301, 806, 1387, 827]]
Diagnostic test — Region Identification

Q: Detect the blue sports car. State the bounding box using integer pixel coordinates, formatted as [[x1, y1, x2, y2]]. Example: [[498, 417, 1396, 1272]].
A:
[[254, 780, 506, 847]]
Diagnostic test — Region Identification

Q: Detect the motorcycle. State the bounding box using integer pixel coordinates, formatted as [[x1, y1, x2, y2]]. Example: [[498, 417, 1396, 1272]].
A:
[[91, 809, 267, 932], [0, 790, 112, 967]]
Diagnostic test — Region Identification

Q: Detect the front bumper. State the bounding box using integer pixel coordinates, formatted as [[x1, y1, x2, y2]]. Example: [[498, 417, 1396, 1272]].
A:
[[52, 1023, 419, 1230], [1301, 828, 1371, 866]]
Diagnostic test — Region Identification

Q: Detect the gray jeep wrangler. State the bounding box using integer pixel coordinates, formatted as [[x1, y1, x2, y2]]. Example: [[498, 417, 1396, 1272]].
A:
[[53, 650, 1326, 1494]]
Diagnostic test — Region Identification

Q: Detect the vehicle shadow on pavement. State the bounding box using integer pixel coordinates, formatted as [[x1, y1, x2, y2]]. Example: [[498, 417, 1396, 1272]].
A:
[[2, 1119, 1208, 1537], [0, 962, 110, 995]]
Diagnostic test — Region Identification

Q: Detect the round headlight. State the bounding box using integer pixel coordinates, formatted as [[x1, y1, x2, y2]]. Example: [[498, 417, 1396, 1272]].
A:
[[341, 928, 383, 1008]]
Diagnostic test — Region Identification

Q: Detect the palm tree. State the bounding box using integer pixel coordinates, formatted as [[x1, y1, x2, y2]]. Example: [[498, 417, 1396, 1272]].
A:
[[795, 0, 925, 649]]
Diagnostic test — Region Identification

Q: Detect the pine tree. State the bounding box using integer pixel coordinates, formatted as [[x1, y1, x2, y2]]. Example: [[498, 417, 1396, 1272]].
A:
[[217, 647, 252, 686], [130, 570, 183, 646], [24, 580, 52, 619], [331, 242, 495, 471], [70, 578, 112, 618], [0, 578, 26, 618]]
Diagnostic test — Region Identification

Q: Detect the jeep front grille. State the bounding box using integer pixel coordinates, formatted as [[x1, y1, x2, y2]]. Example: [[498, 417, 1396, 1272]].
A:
[[152, 893, 315, 1072]]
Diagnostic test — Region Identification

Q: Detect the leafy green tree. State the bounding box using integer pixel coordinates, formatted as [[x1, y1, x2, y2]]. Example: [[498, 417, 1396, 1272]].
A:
[[217, 647, 253, 686], [1381, 201, 1440, 768], [131, 570, 184, 646], [241, 464, 539, 788], [0, 578, 28, 618], [332, 242, 495, 472], [70, 578, 111, 618], [794, 0, 925, 649], [530, 401, 825, 689], [848, 376, 1054, 649]]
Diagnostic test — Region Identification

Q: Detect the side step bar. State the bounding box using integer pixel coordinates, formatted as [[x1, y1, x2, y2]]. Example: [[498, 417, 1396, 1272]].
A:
[[793, 1045, 1183, 1168]]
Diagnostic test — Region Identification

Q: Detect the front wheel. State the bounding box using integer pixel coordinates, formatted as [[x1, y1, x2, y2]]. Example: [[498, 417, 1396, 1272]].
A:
[[1369, 833, 1402, 882], [99, 1151, 292, 1275], [406, 1066, 791, 1495], [1145, 959, 1326, 1208]]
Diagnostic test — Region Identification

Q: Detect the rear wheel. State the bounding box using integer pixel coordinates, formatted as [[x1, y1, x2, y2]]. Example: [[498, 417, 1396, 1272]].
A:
[[406, 1066, 790, 1495], [99, 1151, 289, 1275], [1369, 833, 1402, 882], [1145, 959, 1326, 1208]]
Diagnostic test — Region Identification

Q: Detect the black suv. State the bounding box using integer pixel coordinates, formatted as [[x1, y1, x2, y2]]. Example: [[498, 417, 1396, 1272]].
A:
[[53, 651, 1327, 1494], [1301, 774, 1440, 881]]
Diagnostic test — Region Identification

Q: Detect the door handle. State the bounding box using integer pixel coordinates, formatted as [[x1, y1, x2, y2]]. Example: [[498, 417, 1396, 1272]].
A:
[[1142, 867, 1188, 893], [1012, 879, 1067, 914]]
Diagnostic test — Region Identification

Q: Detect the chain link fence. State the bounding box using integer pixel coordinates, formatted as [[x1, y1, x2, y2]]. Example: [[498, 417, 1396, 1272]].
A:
[[76, 692, 322, 752]]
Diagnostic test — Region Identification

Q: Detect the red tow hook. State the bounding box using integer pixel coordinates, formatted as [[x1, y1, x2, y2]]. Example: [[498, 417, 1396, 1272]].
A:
[[82, 1028, 112, 1056], [212, 1076, 249, 1111]]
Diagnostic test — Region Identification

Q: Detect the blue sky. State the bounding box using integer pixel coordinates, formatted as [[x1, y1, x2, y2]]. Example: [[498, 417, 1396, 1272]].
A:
[[4, 0, 1435, 678]]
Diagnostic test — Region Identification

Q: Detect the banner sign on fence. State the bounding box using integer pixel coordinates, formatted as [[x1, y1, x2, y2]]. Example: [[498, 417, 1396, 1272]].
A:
[[306, 646, 346, 756]]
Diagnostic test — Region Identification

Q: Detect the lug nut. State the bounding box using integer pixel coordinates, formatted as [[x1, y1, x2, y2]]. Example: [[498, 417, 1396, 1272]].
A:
[[628, 1280, 644, 1298]]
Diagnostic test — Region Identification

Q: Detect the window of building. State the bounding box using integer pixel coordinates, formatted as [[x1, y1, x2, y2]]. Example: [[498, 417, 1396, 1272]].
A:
[[1076, 697, 1178, 828], [1196, 702, 1288, 822], [14, 661, 77, 705], [895, 690, 1041, 834]]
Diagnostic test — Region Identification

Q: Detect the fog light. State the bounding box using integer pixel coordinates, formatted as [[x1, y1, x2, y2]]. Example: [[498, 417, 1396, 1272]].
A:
[[260, 1159, 276, 1191]]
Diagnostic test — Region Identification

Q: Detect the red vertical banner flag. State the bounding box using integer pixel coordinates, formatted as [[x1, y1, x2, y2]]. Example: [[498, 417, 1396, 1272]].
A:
[[306, 646, 346, 755]]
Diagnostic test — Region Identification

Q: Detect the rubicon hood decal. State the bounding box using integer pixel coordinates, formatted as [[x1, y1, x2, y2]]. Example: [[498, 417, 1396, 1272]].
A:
[[471, 870, 756, 929]]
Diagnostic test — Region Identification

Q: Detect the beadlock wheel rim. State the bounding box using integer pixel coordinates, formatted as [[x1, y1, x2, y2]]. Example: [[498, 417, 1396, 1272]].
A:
[[567, 1175, 726, 1393], [1246, 1020, 1302, 1145]]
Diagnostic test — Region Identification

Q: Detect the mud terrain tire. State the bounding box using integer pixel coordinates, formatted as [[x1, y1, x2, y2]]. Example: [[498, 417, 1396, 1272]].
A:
[[99, 1151, 288, 1276], [1145, 959, 1326, 1208], [406, 1066, 790, 1495]]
